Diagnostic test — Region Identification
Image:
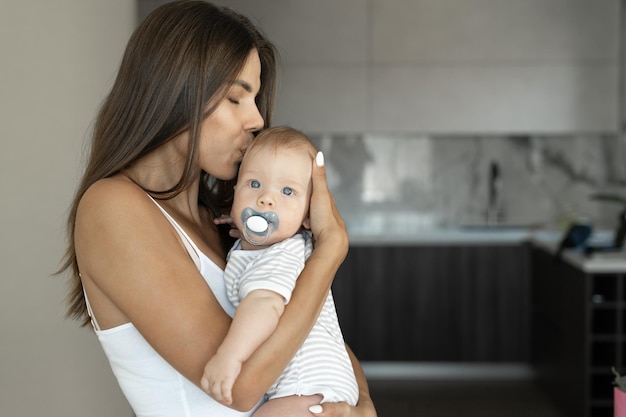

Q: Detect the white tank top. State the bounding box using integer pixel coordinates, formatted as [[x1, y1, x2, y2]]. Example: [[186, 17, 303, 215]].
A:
[[84, 195, 260, 417]]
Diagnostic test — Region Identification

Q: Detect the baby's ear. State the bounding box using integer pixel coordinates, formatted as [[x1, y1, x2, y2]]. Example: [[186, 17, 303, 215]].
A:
[[302, 216, 311, 230]]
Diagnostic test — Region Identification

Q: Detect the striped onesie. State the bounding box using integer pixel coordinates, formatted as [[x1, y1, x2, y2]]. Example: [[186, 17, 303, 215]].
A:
[[224, 231, 358, 405]]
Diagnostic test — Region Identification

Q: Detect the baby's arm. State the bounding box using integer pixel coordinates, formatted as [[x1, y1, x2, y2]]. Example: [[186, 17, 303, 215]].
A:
[[202, 289, 285, 405]]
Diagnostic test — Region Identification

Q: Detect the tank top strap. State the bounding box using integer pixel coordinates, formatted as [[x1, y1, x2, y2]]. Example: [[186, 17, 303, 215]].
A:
[[82, 282, 101, 332], [145, 194, 202, 270]]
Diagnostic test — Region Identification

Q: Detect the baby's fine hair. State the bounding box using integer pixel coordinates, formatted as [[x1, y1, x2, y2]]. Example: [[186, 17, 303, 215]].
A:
[[246, 126, 318, 162]]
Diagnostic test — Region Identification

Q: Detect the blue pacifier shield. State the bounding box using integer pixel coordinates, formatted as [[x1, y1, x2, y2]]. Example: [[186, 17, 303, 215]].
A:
[[240, 208, 279, 245]]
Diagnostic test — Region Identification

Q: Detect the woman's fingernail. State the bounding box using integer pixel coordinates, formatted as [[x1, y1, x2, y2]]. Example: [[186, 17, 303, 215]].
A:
[[315, 151, 325, 167], [309, 404, 323, 414]]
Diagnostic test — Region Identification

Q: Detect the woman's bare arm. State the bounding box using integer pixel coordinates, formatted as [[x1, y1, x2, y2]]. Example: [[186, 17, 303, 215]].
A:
[[76, 154, 349, 412], [76, 178, 234, 372]]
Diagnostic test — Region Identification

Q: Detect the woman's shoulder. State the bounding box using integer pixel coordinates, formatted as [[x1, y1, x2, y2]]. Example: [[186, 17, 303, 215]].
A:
[[77, 176, 156, 231], [84, 175, 144, 201], [82, 175, 149, 207]]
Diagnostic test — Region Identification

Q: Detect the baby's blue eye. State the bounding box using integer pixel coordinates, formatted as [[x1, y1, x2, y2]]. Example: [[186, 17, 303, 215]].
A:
[[250, 180, 260, 188], [282, 187, 293, 196]]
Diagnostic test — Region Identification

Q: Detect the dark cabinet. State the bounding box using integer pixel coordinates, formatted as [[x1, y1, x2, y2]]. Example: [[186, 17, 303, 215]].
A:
[[531, 246, 625, 417], [332, 243, 530, 362]]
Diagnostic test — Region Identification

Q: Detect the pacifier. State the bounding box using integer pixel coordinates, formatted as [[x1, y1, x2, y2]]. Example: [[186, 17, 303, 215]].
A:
[[246, 216, 269, 233], [241, 208, 279, 245]]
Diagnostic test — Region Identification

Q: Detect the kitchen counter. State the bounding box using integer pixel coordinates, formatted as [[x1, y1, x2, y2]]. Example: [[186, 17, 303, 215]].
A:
[[348, 226, 626, 272], [348, 227, 535, 246], [531, 230, 626, 273], [346, 212, 538, 245]]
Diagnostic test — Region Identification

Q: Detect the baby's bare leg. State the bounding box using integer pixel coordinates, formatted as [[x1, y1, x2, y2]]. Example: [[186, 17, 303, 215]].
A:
[[252, 394, 323, 417]]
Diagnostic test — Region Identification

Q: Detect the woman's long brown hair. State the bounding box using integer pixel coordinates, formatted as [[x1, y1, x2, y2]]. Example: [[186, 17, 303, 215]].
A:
[[58, 0, 277, 325]]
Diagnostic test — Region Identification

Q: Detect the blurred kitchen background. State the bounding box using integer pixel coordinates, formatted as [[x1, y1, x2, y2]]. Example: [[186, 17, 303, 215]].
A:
[[2, 1, 625, 416], [139, 0, 626, 235]]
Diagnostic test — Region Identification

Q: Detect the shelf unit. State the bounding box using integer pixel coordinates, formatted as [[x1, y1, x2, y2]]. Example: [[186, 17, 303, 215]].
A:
[[532, 247, 625, 417]]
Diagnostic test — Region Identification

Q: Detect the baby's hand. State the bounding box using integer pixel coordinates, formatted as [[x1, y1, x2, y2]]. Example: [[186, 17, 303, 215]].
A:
[[201, 351, 243, 405]]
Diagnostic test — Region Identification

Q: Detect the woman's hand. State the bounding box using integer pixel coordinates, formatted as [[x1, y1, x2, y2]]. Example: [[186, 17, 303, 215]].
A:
[[308, 151, 348, 260]]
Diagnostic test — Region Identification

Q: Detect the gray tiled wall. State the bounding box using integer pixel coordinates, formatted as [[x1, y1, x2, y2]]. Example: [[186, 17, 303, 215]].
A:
[[309, 133, 625, 234]]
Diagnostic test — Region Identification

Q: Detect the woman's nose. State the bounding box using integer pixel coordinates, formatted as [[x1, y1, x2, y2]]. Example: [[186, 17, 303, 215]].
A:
[[245, 103, 264, 133]]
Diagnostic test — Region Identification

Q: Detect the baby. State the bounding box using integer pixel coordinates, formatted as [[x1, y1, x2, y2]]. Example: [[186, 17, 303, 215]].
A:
[[201, 126, 358, 416]]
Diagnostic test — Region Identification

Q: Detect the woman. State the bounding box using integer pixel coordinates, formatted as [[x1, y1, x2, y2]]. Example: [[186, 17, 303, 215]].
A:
[[58, 1, 376, 416]]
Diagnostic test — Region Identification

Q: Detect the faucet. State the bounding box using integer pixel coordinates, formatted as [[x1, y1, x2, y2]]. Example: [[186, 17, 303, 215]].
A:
[[485, 160, 505, 225]]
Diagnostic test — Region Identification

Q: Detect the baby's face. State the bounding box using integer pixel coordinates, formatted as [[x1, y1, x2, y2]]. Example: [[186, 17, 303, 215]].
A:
[[232, 146, 312, 248]]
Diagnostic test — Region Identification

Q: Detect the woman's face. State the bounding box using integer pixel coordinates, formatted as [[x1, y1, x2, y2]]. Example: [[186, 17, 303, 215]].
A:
[[198, 49, 264, 180]]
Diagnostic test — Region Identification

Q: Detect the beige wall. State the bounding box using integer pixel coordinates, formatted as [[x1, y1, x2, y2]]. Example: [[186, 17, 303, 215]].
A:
[[207, 0, 619, 134], [0, 1, 135, 416]]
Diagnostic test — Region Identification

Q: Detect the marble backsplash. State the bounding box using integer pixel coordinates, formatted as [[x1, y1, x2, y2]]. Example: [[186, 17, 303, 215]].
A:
[[306, 133, 626, 236]]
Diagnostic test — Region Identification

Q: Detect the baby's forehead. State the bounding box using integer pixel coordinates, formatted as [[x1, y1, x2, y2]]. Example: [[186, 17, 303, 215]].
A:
[[253, 142, 314, 157], [243, 147, 311, 171], [246, 146, 315, 163]]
